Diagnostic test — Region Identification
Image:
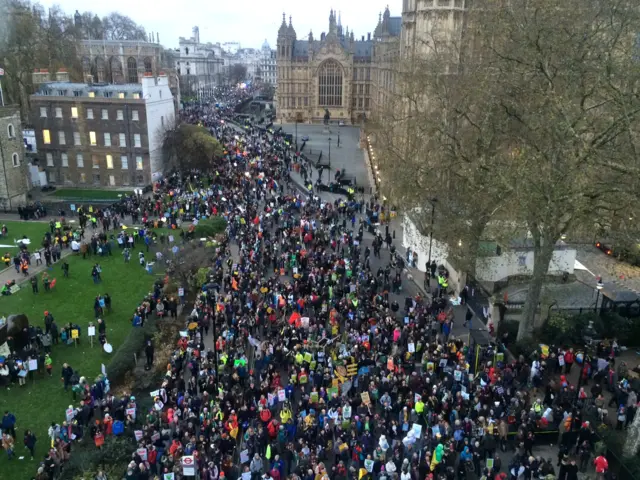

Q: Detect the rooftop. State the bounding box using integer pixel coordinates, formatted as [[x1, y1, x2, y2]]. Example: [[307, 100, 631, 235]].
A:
[[32, 82, 143, 99]]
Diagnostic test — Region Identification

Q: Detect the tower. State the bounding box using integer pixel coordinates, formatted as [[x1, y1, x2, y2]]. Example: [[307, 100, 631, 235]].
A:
[[329, 9, 337, 36]]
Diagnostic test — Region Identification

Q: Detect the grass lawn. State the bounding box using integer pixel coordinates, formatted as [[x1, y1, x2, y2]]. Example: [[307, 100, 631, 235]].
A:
[[0, 221, 52, 250], [0, 251, 160, 479], [51, 189, 133, 200]]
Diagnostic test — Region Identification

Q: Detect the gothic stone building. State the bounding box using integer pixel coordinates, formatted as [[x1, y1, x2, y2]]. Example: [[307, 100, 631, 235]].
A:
[[275, 8, 400, 125]]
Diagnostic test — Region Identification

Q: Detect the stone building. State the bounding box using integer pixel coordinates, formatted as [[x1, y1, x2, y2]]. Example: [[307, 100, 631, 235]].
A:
[[0, 107, 29, 208], [258, 41, 277, 86], [175, 27, 224, 97], [275, 8, 401, 125]]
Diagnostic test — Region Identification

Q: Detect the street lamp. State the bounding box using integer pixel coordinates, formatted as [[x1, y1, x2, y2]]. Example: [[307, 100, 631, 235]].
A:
[[328, 137, 332, 168], [295, 118, 298, 152], [595, 277, 604, 313]]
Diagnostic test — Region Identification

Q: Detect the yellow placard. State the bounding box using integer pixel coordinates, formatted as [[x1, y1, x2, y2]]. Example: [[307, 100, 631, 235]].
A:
[[347, 363, 358, 377], [71, 329, 79, 339]]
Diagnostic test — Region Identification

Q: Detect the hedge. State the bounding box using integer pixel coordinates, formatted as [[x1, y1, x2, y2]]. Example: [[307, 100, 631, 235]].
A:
[[194, 216, 227, 237], [105, 317, 158, 385], [61, 435, 134, 480]]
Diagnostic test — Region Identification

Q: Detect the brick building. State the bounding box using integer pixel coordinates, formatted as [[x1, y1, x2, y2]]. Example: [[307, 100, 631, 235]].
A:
[[30, 75, 175, 188]]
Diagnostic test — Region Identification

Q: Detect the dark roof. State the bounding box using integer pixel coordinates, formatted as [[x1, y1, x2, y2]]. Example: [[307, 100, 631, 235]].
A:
[[354, 41, 373, 58], [388, 17, 401, 36], [601, 283, 640, 303]]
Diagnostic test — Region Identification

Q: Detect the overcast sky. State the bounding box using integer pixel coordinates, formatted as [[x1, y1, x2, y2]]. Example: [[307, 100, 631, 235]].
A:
[[37, 0, 396, 49]]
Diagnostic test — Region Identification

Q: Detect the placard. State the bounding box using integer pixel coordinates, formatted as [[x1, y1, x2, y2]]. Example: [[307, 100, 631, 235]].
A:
[[164, 474, 175, 480], [178, 288, 185, 296], [361, 392, 371, 406], [278, 389, 286, 402], [88, 326, 96, 337], [66, 408, 74, 422], [28, 359, 38, 371], [168, 235, 175, 243], [240, 449, 250, 464], [408, 343, 415, 353], [101, 363, 107, 376], [182, 455, 196, 476], [71, 329, 79, 339], [126, 408, 136, 418], [134, 430, 143, 441], [364, 459, 374, 472], [136, 448, 147, 461], [412, 423, 422, 438], [310, 391, 319, 403], [343, 405, 352, 419]]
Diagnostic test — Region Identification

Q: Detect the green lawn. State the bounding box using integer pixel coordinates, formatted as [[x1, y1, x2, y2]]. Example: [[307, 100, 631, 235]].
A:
[[0, 220, 51, 251], [51, 189, 133, 200], [0, 251, 159, 479]]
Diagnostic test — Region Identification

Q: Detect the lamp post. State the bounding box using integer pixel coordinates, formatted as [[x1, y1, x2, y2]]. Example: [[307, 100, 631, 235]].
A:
[[295, 119, 298, 153], [595, 277, 604, 313], [328, 137, 332, 168]]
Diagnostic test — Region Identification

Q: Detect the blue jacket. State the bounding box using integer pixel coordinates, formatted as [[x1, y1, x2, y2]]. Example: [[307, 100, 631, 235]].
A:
[[2, 413, 16, 429]]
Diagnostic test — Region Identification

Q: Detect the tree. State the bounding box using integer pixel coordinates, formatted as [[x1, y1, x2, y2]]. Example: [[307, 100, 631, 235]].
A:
[[101, 12, 146, 41], [229, 63, 247, 84], [371, 0, 640, 340], [160, 121, 224, 173]]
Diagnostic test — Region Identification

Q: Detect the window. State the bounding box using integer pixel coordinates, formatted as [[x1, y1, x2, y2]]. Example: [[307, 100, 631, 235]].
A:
[[58, 131, 66, 145], [117, 110, 123, 120], [122, 173, 130, 186], [43, 130, 51, 145], [121, 156, 129, 169], [132, 110, 139, 121], [55, 107, 62, 118], [127, 57, 138, 83], [73, 91, 81, 97], [134, 134, 141, 148], [104, 133, 111, 147], [358, 98, 363, 108], [74, 132, 81, 146], [144, 57, 152, 74], [48, 171, 57, 183], [106, 154, 114, 169], [119, 133, 126, 147], [136, 174, 144, 185], [365, 84, 370, 95], [104, 92, 113, 98], [365, 98, 370, 109], [71, 107, 78, 119], [87, 108, 94, 119], [61, 153, 68, 167], [7, 124, 14, 138], [76, 153, 84, 168], [46, 152, 53, 166], [101, 109, 108, 120], [93, 173, 100, 185], [88, 91, 95, 98], [40, 107, 47, 118], [11, 153, 19, 167], [318, 60, 343, 107], [359, 85, 364, 95], [136, 156, 143, 170], [92, 154, 99, 169], [132, 93, 140, 99], [89, 131, 97, 146], [118, 93, 125, 99], [79, 172, 86, 183]]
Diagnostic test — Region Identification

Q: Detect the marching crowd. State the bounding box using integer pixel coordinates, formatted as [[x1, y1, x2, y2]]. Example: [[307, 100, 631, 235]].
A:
[[19, 89, 619, 480]]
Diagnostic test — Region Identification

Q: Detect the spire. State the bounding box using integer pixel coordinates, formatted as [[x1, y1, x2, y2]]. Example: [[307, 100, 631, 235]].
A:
[[289, 15, 292, 26], [278, 12, 287, 37], [338, 11, 342, 27]]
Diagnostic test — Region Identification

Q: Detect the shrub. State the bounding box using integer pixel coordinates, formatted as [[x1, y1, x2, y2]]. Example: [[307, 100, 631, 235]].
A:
[[106, 317, 158, 384], [61, 436, 133, 479], [194, 216, 227, 237]]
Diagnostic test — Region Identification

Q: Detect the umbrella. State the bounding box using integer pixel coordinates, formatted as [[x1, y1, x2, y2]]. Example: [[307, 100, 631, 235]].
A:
[[103, 343, 113, 353]]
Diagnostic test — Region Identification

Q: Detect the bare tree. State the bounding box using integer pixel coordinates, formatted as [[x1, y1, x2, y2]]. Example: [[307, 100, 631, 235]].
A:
[[101, 12, 146, 41]]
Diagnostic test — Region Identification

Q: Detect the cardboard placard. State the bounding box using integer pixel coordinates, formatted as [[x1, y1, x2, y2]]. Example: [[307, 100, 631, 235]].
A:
[[278, 389, 286, 402], [137, 448, 147, 461], [65, 408, 74, 422], [88, 326, 96, 337], [28, 359, 38, 371], [408, 343, 415, 353], [361, 392, 371, 406], [71, 329, 79, 339], [134, 430, 143, 441]]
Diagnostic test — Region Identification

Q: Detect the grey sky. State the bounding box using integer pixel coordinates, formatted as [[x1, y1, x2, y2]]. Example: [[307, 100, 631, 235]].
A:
[[38, 0, 397, 49]]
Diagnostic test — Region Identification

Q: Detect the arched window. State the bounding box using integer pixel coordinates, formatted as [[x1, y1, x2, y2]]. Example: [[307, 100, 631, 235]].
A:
[[11, 153, 19, 167], [7, 124, 14, 139], [109, 57, 123, 83], [95, 57, 105, 82], [127, 57, 138, 83], [144, 57, 153, 74], [318, 60, 343, 107]]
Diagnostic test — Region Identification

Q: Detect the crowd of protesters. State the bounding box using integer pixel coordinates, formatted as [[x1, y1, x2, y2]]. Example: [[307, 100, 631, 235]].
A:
[[19, 88, 626, 480]]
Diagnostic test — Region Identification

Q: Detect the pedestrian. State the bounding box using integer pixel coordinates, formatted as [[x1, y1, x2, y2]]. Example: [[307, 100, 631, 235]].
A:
[[23, 430, 36, 460], [1, 411, 16, 438], [31, 276, 38, 294], [61, 363, 73, 391], [1, 433, 14, 460], [145, 340, 154, 369], [45, 353, 53, 376]]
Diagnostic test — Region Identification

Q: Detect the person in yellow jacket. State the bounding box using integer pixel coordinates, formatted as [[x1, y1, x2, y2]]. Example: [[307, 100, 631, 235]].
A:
[[430, 443, 444, 471]]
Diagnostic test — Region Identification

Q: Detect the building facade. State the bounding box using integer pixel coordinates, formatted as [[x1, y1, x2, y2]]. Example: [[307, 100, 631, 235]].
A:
[[0, 107, 29, 207], [275, 9, 401, 125], [175, 27, 224, 97], [258, 41, 277, 85], [30, 75, 175, 188]]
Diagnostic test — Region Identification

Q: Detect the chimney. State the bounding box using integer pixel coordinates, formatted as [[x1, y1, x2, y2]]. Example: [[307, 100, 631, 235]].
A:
[[367, 33, 371, 41], [361, 35, 365, 41], [32, 69, 51, 85], [55, 68, 70, 82]]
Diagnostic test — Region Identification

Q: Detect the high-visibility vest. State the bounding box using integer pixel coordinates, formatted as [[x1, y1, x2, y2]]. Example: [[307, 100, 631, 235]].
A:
[[415, 401, 424, 413], [299, 372, 308, 384]]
